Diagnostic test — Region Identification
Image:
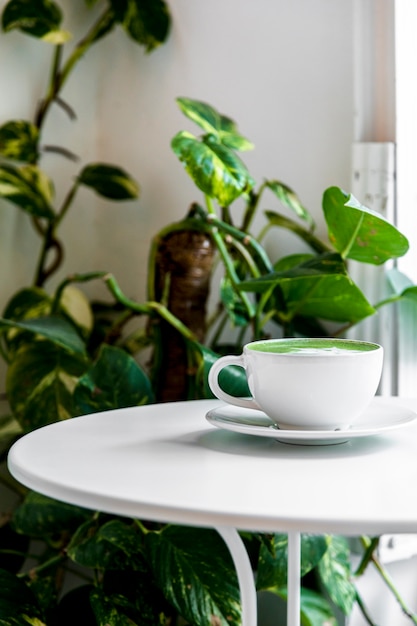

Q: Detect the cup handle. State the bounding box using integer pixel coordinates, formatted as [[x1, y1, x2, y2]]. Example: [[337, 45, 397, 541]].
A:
[[208, 354, 261, 411]]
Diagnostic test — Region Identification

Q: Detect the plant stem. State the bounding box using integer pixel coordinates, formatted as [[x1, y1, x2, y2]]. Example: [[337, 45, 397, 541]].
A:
[[356, 536, 417, 624], [35, 9, 115, 130]]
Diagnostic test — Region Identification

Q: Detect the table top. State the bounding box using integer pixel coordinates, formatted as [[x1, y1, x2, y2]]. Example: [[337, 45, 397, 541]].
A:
[[7, 397, 417, 535]]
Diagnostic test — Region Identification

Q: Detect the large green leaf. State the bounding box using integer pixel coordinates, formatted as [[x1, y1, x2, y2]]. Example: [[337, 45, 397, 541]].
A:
[[176, 97, 254, 151], [1, 0, 71, 43], [0, 316, 87, 356], [269, 587, 337, 626], [0, 164, 55, 218], [6, 341, 88, 431], [240, 253, 375, 323], [257, 534, 328, 590], [265, 180, 315, 228], [67, 519, 124, 570], [73, 344, 154, 414], [12, 492, 91, 537], [146, 525, 241, 626], [0, 569, 46, 625], [111, 0, 171, 51], [89, 588, 142, 626], [77, 163, 139, 200], [0, 121, 39, 162], [318, 535, 355, 615], [322, 186, 409, 264], [171, 130, 254, 206], [191, 343, 250, 400]]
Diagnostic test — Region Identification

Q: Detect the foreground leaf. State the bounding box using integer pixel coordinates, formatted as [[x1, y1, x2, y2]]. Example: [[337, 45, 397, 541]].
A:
[[240, 253, 375, 323], [146, 525, 241, 626], [318, 536, 355, 615], [323, 186, 409, 264], [12, 492, 91, 537], [257, 534, 328, 590], [6, 341, 88, 430], [0, 316, 86, 355], [0, 568, 46, 625], [73, 344, 154, 414]]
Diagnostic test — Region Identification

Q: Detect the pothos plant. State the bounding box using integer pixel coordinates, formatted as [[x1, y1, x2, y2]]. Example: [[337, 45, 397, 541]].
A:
[[0, 1, 417, 624]]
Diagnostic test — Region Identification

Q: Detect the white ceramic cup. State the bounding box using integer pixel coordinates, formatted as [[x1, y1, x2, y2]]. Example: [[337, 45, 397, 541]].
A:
[[208, 337, 383, 430]]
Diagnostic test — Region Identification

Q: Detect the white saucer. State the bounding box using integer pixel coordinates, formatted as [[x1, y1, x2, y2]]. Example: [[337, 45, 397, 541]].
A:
[[206, 398, 417, 445]]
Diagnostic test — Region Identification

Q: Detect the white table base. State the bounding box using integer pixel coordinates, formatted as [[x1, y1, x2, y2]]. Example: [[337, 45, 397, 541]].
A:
[[216, 527, 301, 626]]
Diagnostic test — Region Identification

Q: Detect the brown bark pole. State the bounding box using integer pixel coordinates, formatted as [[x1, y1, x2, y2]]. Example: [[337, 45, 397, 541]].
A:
[[151, 228, 215, 402]]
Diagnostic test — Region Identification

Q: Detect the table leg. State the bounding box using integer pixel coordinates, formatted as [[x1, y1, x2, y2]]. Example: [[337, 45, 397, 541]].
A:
[[216, 526, 258, 626], [287, 531, 301, 626]]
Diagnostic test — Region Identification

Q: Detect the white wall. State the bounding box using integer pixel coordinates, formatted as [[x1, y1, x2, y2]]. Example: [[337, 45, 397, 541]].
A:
[[0, 0, 354, 309]]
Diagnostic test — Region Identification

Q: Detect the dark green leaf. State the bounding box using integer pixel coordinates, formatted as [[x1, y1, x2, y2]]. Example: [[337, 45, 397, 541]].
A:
[[192, 343, 250, 400], [240, 253, 375, 323], [269, 586, 337, 626], [112, 0, 171, 52], [265, 211, 329, 255], [12, 492, 91, 537], [2, 0, 70, 43], [97, 520, 145, 562], [176, 97, 254, 151], [73, 344, 154, 414], [257, 534, 328, 590], [0, 120, 39, 162], [323, 186, 409, 264], [0, 316, 86, 355], [67, 519, 120, 570], [78, 163, 139, 200], [318, 536, 355, 615], [6, 341, 88, 431], [220, 277, 250, 327], [171, 130, 254, 206], [0, 568, 45, 625], [54, 586, 96, 625], [0, 164, 55, 218], [146, 525, 241, 626], [89, 588, 138, 625], [266, 180, 314, 227], [67, 519, 142, 570], [0, 413, 22, 458], [0, 523, 29, 574]]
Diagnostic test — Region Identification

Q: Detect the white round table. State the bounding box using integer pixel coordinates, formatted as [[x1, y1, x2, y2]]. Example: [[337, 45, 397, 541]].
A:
[[7, 397, 417, 626]]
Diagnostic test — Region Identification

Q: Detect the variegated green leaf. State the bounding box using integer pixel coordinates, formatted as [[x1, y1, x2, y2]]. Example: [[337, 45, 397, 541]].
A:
[[146, 525, 241, 626], [0, 569, 46, 625], [265, 180, 314, 228], [0, 164, 55, 218], [1, 0, 71, 43], [78, 163, 139, 200], [257, 534, 328, 590], [111, 0, 171, 52], [171, 130, 254, 206], [0, 120, 39, 162], [0, 316, 87, 355], [318, 535, 356, 615], [176, 97, 254, 151], [12, 492, 90, 537], [6, 341, 88, 431]]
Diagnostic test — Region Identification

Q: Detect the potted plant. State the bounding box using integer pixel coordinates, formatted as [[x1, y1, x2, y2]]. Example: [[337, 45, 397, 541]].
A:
[[1, 2, 417, 625]]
